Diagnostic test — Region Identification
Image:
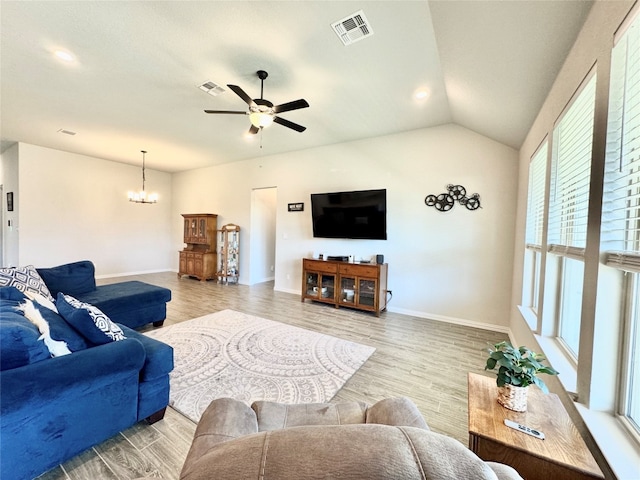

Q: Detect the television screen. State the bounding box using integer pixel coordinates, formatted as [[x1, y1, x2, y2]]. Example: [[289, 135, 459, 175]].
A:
[[310, 189, 387, 240]]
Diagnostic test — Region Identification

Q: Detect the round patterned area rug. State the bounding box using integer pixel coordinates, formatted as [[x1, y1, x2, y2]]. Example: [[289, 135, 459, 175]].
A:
[[145, 309, 376, 423]]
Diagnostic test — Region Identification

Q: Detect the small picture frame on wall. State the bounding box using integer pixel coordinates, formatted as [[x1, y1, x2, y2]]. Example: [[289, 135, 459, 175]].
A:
[[6, 192, 13, 212], [288, 202, 304, 212]]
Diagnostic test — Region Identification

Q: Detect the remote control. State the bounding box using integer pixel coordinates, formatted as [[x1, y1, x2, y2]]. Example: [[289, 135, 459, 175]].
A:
[[504, 419, 545, 440]]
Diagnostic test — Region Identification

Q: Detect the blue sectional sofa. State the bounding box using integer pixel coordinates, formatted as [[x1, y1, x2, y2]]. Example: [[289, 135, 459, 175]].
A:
[[0, 279, 174, 479], [37, 260, 171, 329]]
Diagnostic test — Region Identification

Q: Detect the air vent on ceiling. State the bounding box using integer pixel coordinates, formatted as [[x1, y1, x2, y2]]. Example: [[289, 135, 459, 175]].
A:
[[57, 128, 76, 136], [198, 81, 226, 96], [331, 10, 373, 46]]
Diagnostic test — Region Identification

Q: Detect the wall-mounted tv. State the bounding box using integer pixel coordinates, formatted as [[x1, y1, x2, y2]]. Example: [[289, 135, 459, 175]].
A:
[[310, 188, 387, 240]]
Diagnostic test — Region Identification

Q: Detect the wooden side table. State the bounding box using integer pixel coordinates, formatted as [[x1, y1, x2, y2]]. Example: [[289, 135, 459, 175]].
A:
[[467, 372, 603, 480]]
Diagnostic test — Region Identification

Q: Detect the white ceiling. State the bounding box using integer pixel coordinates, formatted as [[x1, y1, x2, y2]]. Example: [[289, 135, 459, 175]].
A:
[[0, 1, 593, 173]]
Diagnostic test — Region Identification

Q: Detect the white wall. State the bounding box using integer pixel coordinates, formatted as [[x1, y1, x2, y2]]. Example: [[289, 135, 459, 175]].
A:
[[173, 124, 518, 328], [0, 143, 19, 266], [15, 143, 173, 276], [11, 123, 517, 329]]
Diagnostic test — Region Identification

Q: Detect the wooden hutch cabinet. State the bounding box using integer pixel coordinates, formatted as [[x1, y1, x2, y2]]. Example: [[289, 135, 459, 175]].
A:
[[301, 258, 388, 316], [178, 214, 218, 281]]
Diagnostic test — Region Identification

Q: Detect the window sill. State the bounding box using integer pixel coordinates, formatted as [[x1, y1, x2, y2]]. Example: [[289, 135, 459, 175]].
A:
[[532, 336, 640, 479], [575, 405, 640, 480], [517, 305, 537, 330], [534, 334, 577, 394]]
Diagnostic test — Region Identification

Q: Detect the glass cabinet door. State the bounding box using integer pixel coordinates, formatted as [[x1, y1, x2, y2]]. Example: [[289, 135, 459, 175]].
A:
[[190, 219, 197, 240], [320, 274, 335, 300], [199, 218, 206, 241], [357, 278, 376, 307], [306, 273, 319, 296], [340, 276, 356, 305], [306, 272, 335, 299]]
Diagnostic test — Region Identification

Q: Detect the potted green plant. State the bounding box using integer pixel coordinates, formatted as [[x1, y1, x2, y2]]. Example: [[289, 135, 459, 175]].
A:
[[484, 341, 559, 412]]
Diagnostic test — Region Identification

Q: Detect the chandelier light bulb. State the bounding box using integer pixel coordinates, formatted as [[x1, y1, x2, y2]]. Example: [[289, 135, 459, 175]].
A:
[[129, 150, 158, 204]]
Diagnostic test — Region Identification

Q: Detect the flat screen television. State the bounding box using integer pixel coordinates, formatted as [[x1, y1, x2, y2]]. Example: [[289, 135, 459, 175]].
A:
[[310, 188, 387, 240]]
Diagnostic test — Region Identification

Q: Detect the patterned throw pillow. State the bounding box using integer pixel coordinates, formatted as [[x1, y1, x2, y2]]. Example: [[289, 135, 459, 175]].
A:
[[56, 293, 126, 345], [0, 265, 55, 302]]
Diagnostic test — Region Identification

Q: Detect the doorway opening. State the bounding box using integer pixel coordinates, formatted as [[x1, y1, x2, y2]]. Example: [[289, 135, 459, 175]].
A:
[[249, 187, 277, 285]]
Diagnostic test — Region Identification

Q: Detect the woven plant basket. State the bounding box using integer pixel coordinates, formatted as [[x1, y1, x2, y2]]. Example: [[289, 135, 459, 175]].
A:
[[497, 384, 528, 412]]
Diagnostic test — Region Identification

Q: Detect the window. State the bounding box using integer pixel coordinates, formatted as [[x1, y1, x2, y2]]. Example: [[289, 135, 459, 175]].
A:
[[559, 257, 584, 356], [547, 73, 597, 358], [626, 275, 640, 432], [602, 6, 640, 432], [523, 143, 548, 314]]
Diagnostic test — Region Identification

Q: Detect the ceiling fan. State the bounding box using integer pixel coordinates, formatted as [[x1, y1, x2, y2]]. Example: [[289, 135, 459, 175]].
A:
[[205, 70, 309, 135]]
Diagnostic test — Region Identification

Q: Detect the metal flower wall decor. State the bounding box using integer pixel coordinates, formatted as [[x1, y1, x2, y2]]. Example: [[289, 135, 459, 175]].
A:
[[425, 184, 481, 212]]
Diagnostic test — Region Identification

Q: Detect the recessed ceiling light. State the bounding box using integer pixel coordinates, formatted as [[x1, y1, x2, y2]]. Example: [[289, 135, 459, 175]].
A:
[[54, 50, 75, 63], [415, 89, 430, 100]]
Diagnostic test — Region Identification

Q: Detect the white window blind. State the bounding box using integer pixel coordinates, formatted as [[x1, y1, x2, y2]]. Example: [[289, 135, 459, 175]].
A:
[[548, 74, 597, 251], [602, 8, 640, 271], [525, 143, 548, 249]]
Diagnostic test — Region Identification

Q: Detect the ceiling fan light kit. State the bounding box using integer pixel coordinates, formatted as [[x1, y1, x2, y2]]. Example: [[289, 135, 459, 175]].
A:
[[204, 69, 309, 136]]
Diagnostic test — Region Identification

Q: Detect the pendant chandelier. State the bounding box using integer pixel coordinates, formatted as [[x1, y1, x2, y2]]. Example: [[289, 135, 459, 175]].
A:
[[128, 150, 158, 204]]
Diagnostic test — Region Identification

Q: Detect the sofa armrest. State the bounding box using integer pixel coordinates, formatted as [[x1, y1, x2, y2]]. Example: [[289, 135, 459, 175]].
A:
[[365, 396, 430, 430], [181, 398, 258, 478], [119, 325, 173, 381], [0, 338, 145, 414], [487, 462, 525, 480]]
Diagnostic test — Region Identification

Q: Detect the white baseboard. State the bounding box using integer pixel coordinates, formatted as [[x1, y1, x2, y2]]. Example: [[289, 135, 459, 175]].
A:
[[95, 268, 173, 279], [251, 276, 275, 285], [387, 306, 511, 334], [276, 286, 511, 334]]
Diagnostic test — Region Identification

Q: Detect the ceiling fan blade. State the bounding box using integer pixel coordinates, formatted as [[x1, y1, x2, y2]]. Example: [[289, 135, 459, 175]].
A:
[[273, 116, 306, 132], [227, 84, 256, 107], [204, 110, 247, 114], [273, 99, 309, 114], [248, 124, 259, 135]]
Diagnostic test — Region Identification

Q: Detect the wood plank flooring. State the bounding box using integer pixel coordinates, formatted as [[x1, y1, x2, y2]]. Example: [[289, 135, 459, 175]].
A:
[[36, 272, 508, 480]]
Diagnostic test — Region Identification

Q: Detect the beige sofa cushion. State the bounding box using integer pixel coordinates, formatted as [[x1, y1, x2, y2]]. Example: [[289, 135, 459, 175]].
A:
[[181, 424, 513, 480]]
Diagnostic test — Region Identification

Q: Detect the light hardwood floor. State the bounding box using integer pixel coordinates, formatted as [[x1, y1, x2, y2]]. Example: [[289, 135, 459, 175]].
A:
[[36, 272, 508, 480]]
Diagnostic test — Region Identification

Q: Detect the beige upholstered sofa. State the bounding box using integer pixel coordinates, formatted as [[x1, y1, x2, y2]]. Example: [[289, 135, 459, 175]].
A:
[[180, 396, 523, 479]]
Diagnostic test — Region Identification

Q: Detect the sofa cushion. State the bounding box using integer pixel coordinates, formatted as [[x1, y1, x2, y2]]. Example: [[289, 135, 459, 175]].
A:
[[57, 293, 126, 345], [33, 302, 88, 352], [251, 400, 368, 431], [0, 285, 27, 305], [0, 287, 51, 370], [0, 311, 50, 371], [76, 281, 171, 315], [37, 260, 96, 297], [0, 265, 54, 302]]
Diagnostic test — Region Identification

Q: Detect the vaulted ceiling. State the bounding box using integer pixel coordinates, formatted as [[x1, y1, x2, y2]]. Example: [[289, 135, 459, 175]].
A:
[[0, 1, 593, 172]]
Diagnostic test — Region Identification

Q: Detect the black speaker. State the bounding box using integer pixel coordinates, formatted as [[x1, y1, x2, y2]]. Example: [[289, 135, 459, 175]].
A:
[[376, 254, 384, 264]]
